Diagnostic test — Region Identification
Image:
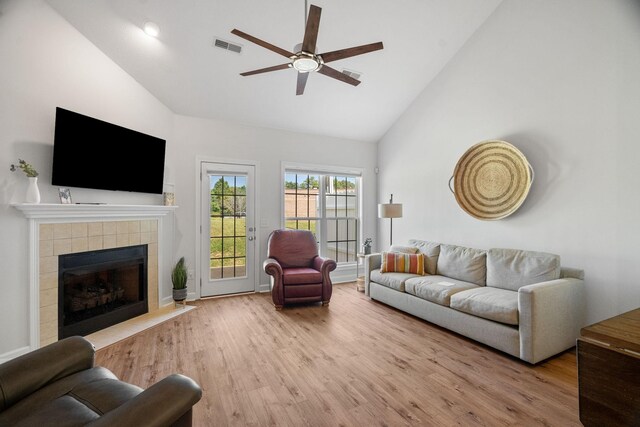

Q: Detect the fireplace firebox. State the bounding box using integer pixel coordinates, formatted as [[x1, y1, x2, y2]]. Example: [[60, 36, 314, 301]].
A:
[[58, 245, 148, 339]]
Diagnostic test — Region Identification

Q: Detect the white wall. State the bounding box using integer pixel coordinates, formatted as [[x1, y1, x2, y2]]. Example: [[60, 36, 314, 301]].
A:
[[0, 0, 378, 356], [0, 0, 176, 356], [170, 115, 377, 292], [377, 0, 640, 325]]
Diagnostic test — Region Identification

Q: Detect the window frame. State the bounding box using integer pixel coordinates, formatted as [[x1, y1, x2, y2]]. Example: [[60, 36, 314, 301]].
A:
[[281, 162, 363, 265]]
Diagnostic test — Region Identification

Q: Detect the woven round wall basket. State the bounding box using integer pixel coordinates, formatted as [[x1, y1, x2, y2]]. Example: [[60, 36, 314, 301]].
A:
[[448, 140, 534, 220]]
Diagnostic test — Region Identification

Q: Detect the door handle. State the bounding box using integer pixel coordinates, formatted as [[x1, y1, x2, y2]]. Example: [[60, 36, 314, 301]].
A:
[[248, 236, 254, 241]]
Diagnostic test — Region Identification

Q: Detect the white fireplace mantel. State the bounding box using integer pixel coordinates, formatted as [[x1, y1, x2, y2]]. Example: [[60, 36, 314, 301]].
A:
[[12, 203, 178, 352], [12, 203, 178, 220]]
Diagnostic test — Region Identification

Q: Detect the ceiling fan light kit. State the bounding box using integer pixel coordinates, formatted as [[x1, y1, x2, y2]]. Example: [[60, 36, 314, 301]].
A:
[[291, 52, 323, 73], [231, 4, 383, 95]]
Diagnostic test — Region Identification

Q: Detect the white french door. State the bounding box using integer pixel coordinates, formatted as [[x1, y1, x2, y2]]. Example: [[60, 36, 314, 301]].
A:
[[200, 162, 256, 297]]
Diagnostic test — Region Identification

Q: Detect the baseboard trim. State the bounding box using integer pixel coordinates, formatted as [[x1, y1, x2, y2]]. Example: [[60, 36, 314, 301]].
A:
[[330, 263, 357, 284], [332, 277, 356, 284], [258, 283, 270, 293], [0, 346, 31, 363]]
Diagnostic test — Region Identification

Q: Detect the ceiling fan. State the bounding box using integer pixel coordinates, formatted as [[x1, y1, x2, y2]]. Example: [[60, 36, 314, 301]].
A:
[[231, 3, 384, 95]]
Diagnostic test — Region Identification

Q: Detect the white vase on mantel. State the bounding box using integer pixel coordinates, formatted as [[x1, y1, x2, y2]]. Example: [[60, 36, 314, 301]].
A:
[[25, 176, 41, 204]]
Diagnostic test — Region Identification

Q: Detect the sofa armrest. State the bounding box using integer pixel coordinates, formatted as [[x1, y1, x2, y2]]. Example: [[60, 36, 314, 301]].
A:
[[518, 278, 585, 364], [364, 253, 382, 296], [86, 374, 202, 427], [0, 336, 95, 412]]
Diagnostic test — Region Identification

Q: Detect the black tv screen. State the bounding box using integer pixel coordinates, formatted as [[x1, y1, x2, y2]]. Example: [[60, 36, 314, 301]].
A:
[[52, 108, 166, 194]]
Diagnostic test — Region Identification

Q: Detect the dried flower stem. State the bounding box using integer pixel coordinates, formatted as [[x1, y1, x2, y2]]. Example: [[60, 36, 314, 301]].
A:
[[9, 159, 38, 177]]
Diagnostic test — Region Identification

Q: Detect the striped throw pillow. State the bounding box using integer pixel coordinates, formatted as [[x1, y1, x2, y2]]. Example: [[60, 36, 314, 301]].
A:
[[380, 252, 425, 275]]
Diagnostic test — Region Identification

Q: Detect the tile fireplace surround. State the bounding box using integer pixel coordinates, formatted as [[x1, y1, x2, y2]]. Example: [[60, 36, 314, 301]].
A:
[[13, 204, 177, 351]]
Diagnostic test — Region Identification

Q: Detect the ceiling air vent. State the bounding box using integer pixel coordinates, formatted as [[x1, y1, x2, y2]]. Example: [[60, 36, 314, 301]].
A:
[[341, 69, 362, 80], [213, 38, 242, 54]]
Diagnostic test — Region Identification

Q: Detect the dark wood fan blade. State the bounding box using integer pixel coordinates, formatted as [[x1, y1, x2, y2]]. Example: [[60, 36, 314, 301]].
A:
[[231, 29, 294, 58], [317, 65, 361, 86], [302, 5, 321, 53], [319, 42, 384, 63], [296, 72, 310, 95], [240, 63, 291, 76]]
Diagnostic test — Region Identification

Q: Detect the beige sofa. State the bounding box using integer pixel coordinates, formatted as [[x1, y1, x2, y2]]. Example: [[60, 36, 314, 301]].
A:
[[365, 239, 585, 364]]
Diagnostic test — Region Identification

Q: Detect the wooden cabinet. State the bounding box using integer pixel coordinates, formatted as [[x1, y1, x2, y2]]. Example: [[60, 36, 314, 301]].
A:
[[577, 308, 640, 426]]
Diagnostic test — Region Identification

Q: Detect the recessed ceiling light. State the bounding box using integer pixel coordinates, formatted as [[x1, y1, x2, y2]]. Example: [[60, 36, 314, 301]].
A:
[[143, 22, 160, 37]]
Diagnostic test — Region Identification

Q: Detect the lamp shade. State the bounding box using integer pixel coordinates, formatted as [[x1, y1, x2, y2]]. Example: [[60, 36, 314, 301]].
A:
[[378, 203, 403, 218]]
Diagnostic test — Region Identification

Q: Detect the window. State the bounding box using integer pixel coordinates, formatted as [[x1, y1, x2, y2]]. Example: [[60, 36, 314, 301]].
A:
[[209, 175, 247, 279], [284, 171, 360, 263]]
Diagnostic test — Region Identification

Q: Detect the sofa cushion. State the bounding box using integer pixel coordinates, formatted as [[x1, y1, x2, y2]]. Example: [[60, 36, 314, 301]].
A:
[[0, 367, 117, 426], [10, 378, 142, 427], [70, 378, 142, 415], [380, 252, 425, 275], [405, 275, 479, 306], [436, 244, 487, 286], [389, 245, 419, 254], [487, 248, 561, 291], [450, 287, 519, 325], [282, 268, 322, 285], [370, 269, 419, 292], [11, 395, 100, 427], [408, 240, 440, 275]]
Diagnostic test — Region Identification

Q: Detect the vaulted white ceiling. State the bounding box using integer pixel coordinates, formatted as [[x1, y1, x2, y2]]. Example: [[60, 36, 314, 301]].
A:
[[46, 0, 502, 142]]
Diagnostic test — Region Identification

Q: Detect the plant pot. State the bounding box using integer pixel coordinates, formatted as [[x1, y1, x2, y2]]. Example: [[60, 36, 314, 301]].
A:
[[172, 288, 187, 301]]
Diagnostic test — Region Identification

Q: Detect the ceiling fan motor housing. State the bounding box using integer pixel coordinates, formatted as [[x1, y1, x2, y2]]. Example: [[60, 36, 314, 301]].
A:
[[290, 51, 323, 73]]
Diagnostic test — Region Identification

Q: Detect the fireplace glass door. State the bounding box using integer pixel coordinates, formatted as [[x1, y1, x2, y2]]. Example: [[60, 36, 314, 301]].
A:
[[58, 245, 148, 338]]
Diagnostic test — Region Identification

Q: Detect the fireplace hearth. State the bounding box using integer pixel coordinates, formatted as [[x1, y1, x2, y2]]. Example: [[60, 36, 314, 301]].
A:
[[58, 245, 148, 339]]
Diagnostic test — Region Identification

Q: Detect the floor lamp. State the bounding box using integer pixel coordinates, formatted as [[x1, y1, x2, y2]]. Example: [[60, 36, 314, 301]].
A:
[[378, 194, 403, 245]]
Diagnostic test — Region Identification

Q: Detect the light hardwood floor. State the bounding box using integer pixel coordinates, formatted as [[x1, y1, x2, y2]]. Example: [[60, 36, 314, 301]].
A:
[[96, 283, 581, 426]]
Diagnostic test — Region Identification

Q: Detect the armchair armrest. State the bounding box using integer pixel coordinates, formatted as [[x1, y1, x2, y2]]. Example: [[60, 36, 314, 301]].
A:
[[264, 258, 284, 307], [312, 256, 337, 274], [518, 278, 585, 363], [86, 374, 202, 427], [313, 256, 337, 303], [0, 336, 95, 411], [364, 253, 382, 296], [263, 258, 282, 277]]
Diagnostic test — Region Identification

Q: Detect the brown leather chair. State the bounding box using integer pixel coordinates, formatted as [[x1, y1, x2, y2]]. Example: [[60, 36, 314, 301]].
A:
[[263, 229, 337, 310], [0, 336, 202, 426]]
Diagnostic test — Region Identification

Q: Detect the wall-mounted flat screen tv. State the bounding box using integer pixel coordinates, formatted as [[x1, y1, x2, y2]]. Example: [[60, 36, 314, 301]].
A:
[[52, 107, 166, 194]]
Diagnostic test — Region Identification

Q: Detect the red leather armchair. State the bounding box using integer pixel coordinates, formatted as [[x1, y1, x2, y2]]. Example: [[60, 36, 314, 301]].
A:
[[263, 229, 337, 310]]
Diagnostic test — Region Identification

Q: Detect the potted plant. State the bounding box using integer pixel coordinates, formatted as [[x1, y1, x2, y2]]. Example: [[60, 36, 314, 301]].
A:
[[171, 257, 188, 303], [362, 237, 373, 255], [10, 159, 40, 203]]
